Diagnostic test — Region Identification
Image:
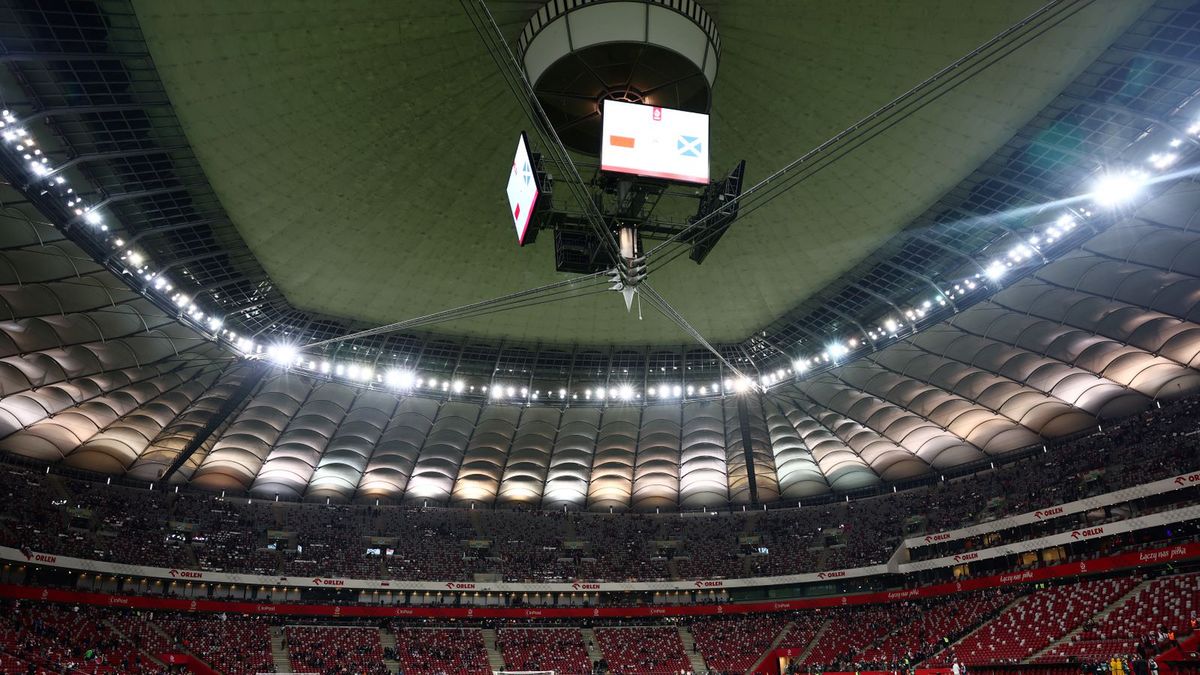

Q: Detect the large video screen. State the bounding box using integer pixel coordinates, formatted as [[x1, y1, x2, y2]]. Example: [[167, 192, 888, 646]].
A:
[[506, 132, 540, 245], [600, 100, 710, 184]]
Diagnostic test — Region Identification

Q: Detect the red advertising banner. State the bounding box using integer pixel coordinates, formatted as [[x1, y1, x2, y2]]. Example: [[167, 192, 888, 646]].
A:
[[2, 542, 1195, 620]]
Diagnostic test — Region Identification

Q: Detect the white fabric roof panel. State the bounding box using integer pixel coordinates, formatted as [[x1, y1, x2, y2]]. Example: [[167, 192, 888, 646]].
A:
[[403, 401, 479, 504], [589, 407, 639, 511], [632, 405, 681, 511], [4, 180, 1200, 508], [679, 401, 728, 509], [542, 407, 599, 510], [496, 407, 560, 508], [451, 405, 519, 506], [305, 389, 399, 502]]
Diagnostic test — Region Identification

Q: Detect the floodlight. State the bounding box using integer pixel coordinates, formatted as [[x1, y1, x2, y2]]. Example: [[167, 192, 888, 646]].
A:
[[386, 369, 416, 389], [985, 261, 1006, 281], [268, 344, 297, 366], [1091, 170, 1147, 208]]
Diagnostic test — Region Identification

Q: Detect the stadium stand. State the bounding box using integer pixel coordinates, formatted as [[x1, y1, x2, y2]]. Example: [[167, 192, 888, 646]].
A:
[[156, 615, 273, 675], [1036, 571, 1200, 663], [690, 615, 790, 673], [0, 601, 160, 674], [497, 627, 592, 674], [1, 396, 1195, 588], [936, 577, 1142, 666], [390, 626, 491, 675], [4, 2, 1200, 674], [285, 625, 388, 675], [595, 626, 693, 674]]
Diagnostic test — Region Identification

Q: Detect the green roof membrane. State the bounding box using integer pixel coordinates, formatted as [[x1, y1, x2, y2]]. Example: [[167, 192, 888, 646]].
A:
[[132, 0, 1150, 345]]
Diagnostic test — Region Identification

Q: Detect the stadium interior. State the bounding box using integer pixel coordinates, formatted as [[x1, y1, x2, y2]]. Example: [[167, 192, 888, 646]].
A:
[[0, 1, 1199, 674]]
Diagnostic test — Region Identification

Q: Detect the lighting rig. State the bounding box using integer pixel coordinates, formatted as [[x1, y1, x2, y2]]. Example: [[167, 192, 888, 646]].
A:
[[522, 158, 749, 275]]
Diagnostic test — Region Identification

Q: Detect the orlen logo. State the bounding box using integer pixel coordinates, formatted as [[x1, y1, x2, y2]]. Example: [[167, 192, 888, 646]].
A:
[[924, 533, 952, 543], [1175, 473, 1200, 485], [817, 571, 847, 579], [571, 582, 600, 591], [168, 569, 202, 579], [1070, 527, 1104, 540], [1034, 507, 1064, 519], [445, 582, 476, 590], [32, 554, 56, 564], [693, 580, 723, 588], [953, 553, 979, 563], [311, 577, 344, 587]]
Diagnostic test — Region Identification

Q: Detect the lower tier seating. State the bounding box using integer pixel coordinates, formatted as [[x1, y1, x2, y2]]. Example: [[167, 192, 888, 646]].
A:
[[595, 626, 692, 675]]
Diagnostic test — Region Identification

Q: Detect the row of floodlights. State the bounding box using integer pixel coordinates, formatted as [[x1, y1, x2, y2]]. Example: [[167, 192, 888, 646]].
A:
[[5, 104, 1196, 401]]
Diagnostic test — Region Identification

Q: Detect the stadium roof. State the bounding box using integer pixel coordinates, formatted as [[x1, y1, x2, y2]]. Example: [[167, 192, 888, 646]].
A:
[[126, 0, 1153, 346], [2, 0, 1200, 507]]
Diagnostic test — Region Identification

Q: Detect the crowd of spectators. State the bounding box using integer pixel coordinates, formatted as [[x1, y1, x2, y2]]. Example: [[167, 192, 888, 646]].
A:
[[0, 600, 168, 674], [285, 625, 388, 675], [0, 574, 1195, 675], [0, 397, 1196, 585]]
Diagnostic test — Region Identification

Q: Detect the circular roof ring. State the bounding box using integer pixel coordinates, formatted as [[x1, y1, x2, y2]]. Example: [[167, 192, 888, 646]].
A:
[[519, 0, 722, 155]]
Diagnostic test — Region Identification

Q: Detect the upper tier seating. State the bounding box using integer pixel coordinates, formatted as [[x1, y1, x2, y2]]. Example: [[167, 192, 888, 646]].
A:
[[0, 395, 1194, 584]]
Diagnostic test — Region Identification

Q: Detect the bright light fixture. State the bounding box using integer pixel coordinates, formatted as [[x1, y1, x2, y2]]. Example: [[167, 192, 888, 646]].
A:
[[1148, 153, 1178, 170], [985, 261, 1006, 281], [385, 369, 416, 389], [267, 344, 297, 366], [1091, 170, 1147, 208]]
